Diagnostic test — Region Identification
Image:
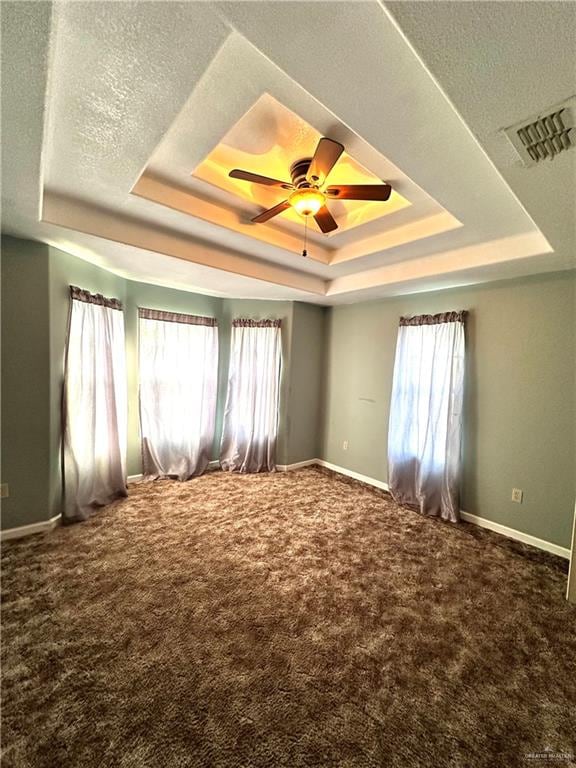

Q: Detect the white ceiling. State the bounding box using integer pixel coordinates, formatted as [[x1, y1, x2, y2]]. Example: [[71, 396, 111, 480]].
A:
[[1, 1, 574, 304]]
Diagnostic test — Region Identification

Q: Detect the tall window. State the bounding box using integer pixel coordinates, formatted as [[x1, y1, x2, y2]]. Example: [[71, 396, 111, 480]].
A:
[[387, 311, 466, 522], [220, 319, 282, 473], [63, 286, 127, 521], [138, 308, 218, 479]]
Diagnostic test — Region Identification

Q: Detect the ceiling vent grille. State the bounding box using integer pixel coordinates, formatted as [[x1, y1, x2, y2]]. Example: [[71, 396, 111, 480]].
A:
[[504, 96, 575, 167]]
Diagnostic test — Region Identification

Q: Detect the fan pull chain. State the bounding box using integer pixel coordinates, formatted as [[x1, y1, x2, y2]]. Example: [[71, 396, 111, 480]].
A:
[[302, 217, 308, 258]]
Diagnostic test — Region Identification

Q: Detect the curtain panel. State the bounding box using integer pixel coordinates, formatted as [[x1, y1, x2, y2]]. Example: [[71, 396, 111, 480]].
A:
[[387, 311, 467, 522], [63, 286, 128, 522], [220, 319, 282, 473], [138, 308, 218, 480]]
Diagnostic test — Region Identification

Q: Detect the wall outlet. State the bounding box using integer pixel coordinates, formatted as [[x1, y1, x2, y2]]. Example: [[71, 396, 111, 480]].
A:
[[0, 483, 9, 499], [511, 488, 523, 503], [342, 440, 349, 451]]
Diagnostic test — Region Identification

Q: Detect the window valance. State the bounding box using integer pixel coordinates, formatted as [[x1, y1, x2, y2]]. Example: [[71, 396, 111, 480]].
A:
[[399, 311, 467, 327], [70, 286, 122, 310], [138, 308, 217, 327], [232, 319, 282, 328]]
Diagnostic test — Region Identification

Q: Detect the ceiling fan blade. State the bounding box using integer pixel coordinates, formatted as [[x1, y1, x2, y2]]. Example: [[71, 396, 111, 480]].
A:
[[314, 205, 338, 234], [325, 183, 392, 201], [229, 169, 293, 190], [251, 200, 291, 224], [306, 138, 344, 185]]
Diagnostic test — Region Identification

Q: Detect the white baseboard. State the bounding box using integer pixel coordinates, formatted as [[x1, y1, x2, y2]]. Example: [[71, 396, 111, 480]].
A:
[[313, 459, 570, 560], [4, 461, 570, 560], [566, 502, 576, 602], [1, 513, 61, 542], [127, 473, 143, 482], [459, 511, 570, 560], [276, 459, 318, 472], [315, 459, 391, 492]]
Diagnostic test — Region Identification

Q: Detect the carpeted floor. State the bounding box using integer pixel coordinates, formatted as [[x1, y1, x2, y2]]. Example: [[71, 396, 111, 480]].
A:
[[1, 467, 575, 768]]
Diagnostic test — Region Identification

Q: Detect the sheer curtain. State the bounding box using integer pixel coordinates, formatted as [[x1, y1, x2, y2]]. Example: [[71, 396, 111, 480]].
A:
[[138, 308, 218, 480], [388, 311, 466, 522], [63, 286, 127, 522], [220, 319, 282, 473]]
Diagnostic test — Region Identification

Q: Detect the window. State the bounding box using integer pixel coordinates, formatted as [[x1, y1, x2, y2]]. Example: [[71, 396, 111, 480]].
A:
[[63, 286, 127, 520], [220, 319, 282, 473], [387, 312, 466, 521], [138, 308, 218, 479]]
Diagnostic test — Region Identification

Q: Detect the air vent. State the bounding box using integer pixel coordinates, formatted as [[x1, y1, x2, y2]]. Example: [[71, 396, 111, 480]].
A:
[[503, 96, 575, 167]]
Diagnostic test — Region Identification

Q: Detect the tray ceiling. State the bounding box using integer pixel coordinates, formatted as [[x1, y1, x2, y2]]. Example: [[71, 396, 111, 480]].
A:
[[191, 94, 412, 236], [1, 1, 573, 303]]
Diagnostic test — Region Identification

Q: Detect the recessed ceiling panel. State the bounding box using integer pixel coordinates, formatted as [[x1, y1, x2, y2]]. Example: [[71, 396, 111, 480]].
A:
[[192, 93, 410, 234], [133, 30, 461, 267]]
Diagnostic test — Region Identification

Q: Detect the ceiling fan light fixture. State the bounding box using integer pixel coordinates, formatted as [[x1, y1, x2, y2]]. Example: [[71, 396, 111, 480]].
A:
[[289, 188, 325, 217], [233, 136, 393, 233]]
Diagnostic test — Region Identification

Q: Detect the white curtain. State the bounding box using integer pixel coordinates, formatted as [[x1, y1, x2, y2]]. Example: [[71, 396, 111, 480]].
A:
[[387, 311, 466, 522], [63, 287, 127, 522], [220, 320, 282, 473], [138, 308, 218, 480]]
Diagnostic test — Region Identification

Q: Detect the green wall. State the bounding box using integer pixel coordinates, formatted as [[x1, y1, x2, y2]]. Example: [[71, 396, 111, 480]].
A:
[[2, 236, 574, 549], [1, 238, 51, 529], [1, 236, 323, 529], [287, 302, 326, 464], [321, 272, 576, 548]]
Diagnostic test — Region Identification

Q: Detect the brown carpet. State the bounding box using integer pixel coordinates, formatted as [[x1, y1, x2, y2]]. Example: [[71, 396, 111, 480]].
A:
[[1, 467, 575, 768]]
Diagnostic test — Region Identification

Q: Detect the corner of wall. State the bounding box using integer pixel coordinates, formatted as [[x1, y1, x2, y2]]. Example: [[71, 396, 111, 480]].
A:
[[1, 237, 52, 529]]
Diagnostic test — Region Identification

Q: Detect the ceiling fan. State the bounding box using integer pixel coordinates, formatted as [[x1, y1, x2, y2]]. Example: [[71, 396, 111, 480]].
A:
[[229, 137, 392, 234]]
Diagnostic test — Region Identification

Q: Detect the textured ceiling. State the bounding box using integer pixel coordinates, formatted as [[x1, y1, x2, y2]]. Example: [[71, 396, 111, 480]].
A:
[[1, 0, 574, 303], [385, 0, 576, 267]]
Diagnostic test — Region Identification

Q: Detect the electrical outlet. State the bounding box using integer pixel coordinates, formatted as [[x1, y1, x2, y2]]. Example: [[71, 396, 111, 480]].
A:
[[0, 483, 9, 499], [511, 488, 523, 504], [342, 440, 349, 451]]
